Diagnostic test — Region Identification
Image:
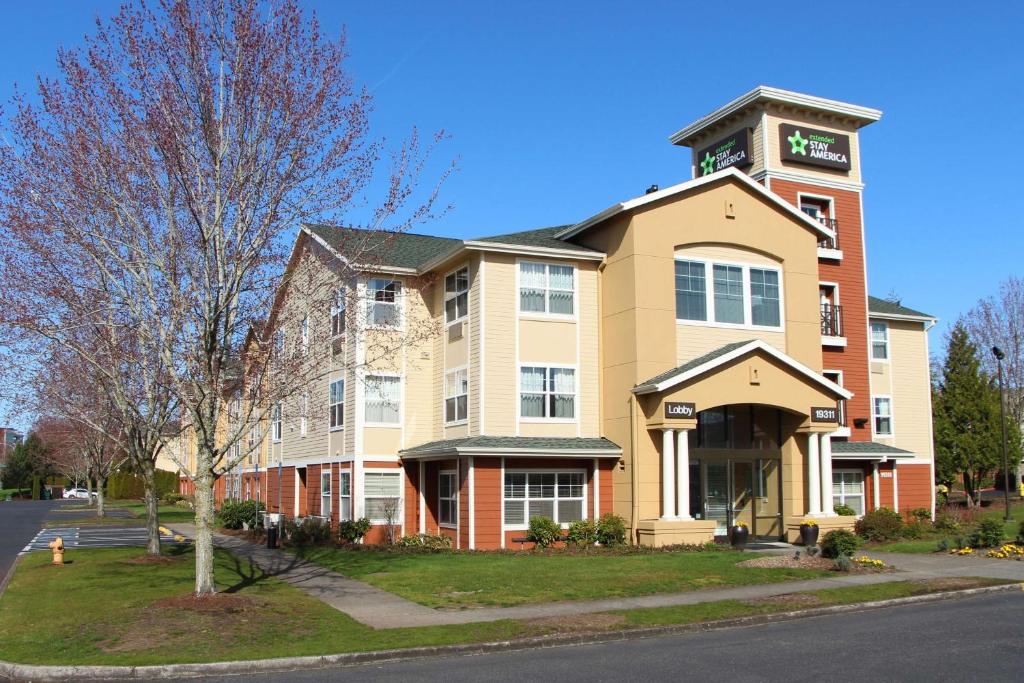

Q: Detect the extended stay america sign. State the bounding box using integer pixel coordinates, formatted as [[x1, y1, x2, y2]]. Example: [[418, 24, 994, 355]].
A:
[[696, 129, 753, 176], [779, 123, 851, 171]]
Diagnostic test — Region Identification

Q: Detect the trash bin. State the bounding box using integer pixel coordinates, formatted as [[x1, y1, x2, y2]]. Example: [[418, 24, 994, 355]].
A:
[[266, 525, 278, 549]]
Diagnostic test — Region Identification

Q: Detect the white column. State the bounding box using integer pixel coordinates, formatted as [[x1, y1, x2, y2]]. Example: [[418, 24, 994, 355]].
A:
[[872, 462, 881, 510], [592, 458, 600, 519], [892, 462, 899, 513], [468, 457, 476, 550], [661, 429, 677, 519], [820, 433, 835, 515], [676, 429, 692, 520], [807, 432, 821, 516], [418, 461, 426, 535]]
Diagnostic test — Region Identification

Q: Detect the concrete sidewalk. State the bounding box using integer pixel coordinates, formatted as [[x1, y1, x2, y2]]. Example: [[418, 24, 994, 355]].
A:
[[168, 524, 1024, 629]]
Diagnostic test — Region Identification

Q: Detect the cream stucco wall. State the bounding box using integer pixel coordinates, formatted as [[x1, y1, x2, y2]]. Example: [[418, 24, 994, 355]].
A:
[[869, 317, 933, 462]]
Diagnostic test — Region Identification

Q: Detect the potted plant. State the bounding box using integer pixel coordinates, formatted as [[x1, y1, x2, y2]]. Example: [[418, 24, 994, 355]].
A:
[[800, 519, 819, 547], [729, 521, 749, 549]]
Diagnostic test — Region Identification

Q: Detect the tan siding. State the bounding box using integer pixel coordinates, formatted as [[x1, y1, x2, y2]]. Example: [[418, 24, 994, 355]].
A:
[[886, 319, 933, 460], [483, 254, 517, 435]]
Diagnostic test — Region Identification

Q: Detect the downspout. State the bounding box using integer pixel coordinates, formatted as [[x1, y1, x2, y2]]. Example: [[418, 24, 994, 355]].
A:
[[630, 393, 640, 544]]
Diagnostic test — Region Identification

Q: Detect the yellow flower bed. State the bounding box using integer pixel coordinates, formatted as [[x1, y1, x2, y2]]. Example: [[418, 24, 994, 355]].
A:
[[854, 556, 885, 568], [951, 547, 974, 555], [986, 544, 1024, 559]]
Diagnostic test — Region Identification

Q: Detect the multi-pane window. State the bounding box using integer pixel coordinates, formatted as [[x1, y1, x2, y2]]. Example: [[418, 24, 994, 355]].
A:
[[339, 471, 352, 521], [444, 267, 469, 324], [271, 402, 282, 442], [321, 471, 332, 519], [331, 289, 346, 337], [365, 375, 401, 424], [674, 258, 782, 329], [749, 268, 781, 327], [873, 397, 892, 435], [713, 264, 744, 324], [675, 260, 707, 321], [832, 471, 865, 516], [364, 471, 402, 521], [871, 322, 889, 360], [299, 392, 308, 436], [520, 366, 575, 419], [366, 278, 401, 328], [519, 262, 575, 315], [445, 368, 468, 423], [329, 379, 345, 430], [247, 425, 260, 464], [503, 472, 585, 527], [439, 471, 458, 527]]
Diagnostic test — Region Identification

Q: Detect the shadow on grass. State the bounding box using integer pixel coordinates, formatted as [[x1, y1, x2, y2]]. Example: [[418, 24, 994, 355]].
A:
[[221, 553, 276, 594]]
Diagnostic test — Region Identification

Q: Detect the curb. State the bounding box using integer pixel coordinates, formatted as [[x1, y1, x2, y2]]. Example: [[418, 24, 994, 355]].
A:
[[1, 583, 1020, 680], [0, 556, 21, 599]]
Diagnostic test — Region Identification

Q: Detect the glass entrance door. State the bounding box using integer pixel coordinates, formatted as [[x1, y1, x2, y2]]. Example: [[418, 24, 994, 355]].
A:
[[704, 463, 730, 535], [731, 461, 754, 532], [701, 460, 777, 538]]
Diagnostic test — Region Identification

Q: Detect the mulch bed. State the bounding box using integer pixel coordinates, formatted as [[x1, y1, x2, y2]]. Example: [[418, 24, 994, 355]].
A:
[[736, 554, 893, 573], [121, 555, 179, 565]]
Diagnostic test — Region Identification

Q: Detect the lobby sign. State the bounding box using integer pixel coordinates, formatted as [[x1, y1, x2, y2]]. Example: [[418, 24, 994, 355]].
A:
[[696, 128, 753, 176], [779, 124, 851, 171], [811, 406, 839, 423], [665, 402, 696, 419]]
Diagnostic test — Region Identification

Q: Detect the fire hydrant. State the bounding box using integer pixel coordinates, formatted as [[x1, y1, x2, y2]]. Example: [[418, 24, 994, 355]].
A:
[[48, 537, 65, 565]]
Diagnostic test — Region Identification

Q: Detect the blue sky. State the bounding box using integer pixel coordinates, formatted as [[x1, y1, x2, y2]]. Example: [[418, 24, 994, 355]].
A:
[[1, 0, 1020, 361]]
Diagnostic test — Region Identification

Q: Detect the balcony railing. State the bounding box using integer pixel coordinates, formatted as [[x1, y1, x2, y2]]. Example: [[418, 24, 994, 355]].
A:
[[821, 303, 844, 337], [814, 216, 840, 250]]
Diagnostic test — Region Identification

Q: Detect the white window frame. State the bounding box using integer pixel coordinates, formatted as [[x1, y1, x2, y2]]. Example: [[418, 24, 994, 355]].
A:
[[363, 469, 404, 525], [444, 366, 469, 425], [299, 392, 309, 436], [517, 363, 578, 424], [797, 192, 835, 224], [872, 395, 894, 437], [832, 469, 865, 517], [331, 288, 347, 338], [870, 321, 890, 361], [516, 259, 577, 320], [271, 402, 282, 442], [364, 374, 402, 427], [338, 470, 352, 521], [444, 265, 470, 326], [366, 278, 403, 330], [673, 257, 784, 331], [329, 378, 345, 431], [438, 470, 458, 528], [321, 470, 332, 519], [300, 315, 309, 355], [502, 469, 588, 530]]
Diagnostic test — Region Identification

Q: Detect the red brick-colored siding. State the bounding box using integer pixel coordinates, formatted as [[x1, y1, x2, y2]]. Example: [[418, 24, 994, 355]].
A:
[[307, 465, 321, 517], [896, 463, 932, 514], [770, 179, 872, 442], [474, 457, 502, 549]]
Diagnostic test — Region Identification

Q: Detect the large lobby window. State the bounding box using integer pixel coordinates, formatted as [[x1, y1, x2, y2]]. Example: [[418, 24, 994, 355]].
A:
[[675, 258, 782, 329]]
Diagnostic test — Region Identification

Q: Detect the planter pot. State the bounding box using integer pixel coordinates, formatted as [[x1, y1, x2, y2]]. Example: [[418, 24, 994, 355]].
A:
[[800, 525, 819, 547], [729, 525, 749, 549]]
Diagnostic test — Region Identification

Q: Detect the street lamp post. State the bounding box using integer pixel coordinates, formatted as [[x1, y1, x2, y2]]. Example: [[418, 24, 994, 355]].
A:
[[992, 346, 1012, 522]]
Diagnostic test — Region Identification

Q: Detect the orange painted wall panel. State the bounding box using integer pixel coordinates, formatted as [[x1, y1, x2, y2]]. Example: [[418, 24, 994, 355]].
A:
[[897, 463, 932, 513]]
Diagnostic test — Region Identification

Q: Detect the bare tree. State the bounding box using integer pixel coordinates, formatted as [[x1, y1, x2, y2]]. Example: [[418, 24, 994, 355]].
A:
[[965, 277, 1024, 427], [380, 496, 402, 546], [1, 0, 449, 595]]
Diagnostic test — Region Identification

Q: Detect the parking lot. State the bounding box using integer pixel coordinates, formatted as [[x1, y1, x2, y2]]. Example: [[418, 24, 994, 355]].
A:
[[20, 525, 180, 555]]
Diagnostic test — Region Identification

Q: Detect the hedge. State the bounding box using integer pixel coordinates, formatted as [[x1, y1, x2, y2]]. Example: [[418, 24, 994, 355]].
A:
[[106, 469, 179, 499]]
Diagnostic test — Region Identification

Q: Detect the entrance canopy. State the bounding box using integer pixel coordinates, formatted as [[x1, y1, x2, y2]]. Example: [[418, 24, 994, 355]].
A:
[[634, 339, 851, 426], [400, 436, 622, 460], [831, 441, 915, 461]]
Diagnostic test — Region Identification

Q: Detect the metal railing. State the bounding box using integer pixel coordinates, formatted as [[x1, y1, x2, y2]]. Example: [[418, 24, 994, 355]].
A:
[[814, 216, 840, 250], [821, 303, 844, 337]]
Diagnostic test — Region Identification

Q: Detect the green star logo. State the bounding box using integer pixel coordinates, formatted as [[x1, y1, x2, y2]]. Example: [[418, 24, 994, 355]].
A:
[[788, 130, 808, 155], [700, 152, 715, 175]]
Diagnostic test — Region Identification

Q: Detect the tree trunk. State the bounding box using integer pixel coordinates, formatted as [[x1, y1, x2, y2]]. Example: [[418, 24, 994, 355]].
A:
[[193, 469, 217, 596], [86, 475, 94, 507], [141, 459, 161, 555], [96, 477, 106, 518]]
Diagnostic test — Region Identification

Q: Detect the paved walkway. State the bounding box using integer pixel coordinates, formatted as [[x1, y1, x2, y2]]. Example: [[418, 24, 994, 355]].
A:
[[168, 524, 1024, 630]]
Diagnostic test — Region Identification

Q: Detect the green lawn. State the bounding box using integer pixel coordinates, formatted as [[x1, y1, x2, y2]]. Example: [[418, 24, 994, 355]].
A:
[[106, 499, 196, 524], [292, 547, 833, 608], [0, 546, 1007, 666], [0, 488, 28, 499]]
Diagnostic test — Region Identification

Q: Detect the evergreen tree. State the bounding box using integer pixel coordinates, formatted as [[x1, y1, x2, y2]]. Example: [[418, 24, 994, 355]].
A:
[[2, 433, 51, 493], [933, 322, 1013, 505]]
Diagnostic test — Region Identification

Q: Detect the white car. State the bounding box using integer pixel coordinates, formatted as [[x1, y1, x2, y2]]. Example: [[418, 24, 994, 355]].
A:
[[62, 488, 95, 500]]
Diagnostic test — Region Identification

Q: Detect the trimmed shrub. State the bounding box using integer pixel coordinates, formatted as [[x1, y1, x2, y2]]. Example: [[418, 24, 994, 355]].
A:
[[934, 511, 962, 533], [285, 517, 331, 546], [218, 500, 265, 529], [834, 554, 853, 572], [566, 519, 598, 546], [909, 507, 931, 522], [970, 517, 1005, 548], [526, 516, 563, 548], [854, 507, 903, 541], [398, 533, 453, 550], [596, 513, 627, 547], [161, 492, 186, 506], [338, 518, 372, 544], [175, 495, 195, 509], [902, 520, 931, 540], [833, 503, 857, 516], [107, 469, 178, 499], [821, 529, 861, 558]]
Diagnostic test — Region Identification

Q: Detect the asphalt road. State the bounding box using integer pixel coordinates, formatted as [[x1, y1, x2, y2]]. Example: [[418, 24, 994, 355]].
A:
[[0, 499, 70, 581], [193, 591, 1024, 682]]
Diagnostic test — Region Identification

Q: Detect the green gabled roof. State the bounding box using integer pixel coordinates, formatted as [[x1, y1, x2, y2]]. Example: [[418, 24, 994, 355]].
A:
[[473, 225, 601, 253], [635, 340, 755, 392], [831, 441, 914, 456], [305, 224, 461, 270], [401, 435, 621, 456], [868, 296, 934, 320]]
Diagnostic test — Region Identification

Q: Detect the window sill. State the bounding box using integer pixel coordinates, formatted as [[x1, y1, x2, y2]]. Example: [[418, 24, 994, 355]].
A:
[[817, 247, 844, 260], [439, 523, 457, 529], [519, 418, 578, 425], [676, 319, 784, 333], [329, 426, 345, 433], [445, 420, 468, 428], [364, 423, 402, 429], [445, 318, 468, 328], [822, 335, 847, 348], [518, 313, 577, 323]]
